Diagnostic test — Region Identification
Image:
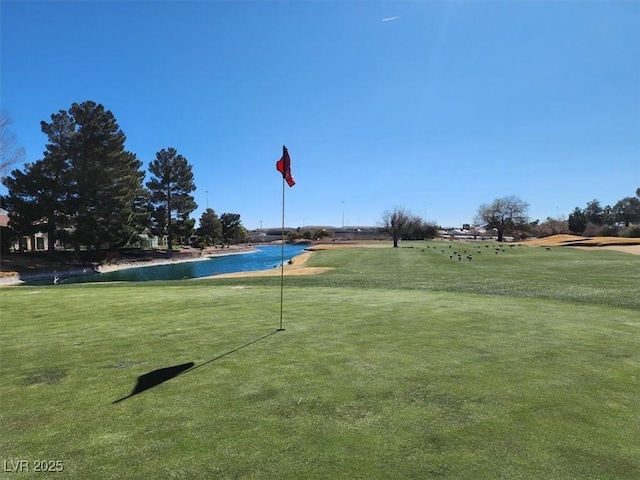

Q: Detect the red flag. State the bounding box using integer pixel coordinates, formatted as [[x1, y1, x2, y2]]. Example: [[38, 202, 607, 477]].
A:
[[276, 145, 295, 187]]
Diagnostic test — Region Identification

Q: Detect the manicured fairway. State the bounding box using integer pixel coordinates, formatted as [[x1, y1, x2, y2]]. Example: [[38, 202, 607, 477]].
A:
[[1, 241, 639, 479]]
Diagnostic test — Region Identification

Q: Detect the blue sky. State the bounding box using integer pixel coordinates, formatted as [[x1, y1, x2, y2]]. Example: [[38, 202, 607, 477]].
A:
[[1, 0, 638, 229]]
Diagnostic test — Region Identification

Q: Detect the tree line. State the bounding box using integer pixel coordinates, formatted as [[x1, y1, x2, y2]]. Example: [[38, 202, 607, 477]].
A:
[[567, 190, 640, 237], [383, 189, 640, 247], [380, 208, 440, 247], [473, 191, 640, 241], [1, 101, 246, 253]]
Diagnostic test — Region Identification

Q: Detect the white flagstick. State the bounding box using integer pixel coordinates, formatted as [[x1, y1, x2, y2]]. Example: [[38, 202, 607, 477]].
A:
[[278, 175, 286, 331]]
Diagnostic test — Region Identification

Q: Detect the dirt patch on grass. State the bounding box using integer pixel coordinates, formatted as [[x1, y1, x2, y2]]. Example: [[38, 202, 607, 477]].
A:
[[23, 368, 67, 386]]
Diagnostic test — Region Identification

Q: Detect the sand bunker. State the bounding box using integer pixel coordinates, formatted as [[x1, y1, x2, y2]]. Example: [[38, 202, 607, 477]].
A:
[[524, 234, 640, 255]]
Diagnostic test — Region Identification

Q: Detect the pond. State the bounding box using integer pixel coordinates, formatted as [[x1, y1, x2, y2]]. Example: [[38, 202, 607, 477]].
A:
[[47, 244, 309, 285]]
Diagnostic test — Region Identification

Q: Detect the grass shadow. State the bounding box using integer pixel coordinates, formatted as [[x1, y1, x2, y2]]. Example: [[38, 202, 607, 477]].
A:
[[112, 330, 280, 404]]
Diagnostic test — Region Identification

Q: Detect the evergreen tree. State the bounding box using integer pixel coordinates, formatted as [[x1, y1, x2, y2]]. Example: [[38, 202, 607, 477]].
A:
[[2, 162, 44, 251], [568, 207, 588, 234], [68, 101, 145, 250], [174, 215, 196, 246], [198, 208, 222, 245], [584, 199, 604, 225], [613, 196, 640, 227], [39, 110, 75, 250], [99, 151, 147, 248], [146, 147, 197, 250], [2, 111, 75, 252], [220, 213, 245, 244], [129, 187, 152, 245]]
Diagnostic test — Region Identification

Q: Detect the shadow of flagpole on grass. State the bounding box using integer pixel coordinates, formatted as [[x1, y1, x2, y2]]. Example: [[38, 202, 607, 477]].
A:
[[112, 330, 280, 404], [112, 362, 195, 404]]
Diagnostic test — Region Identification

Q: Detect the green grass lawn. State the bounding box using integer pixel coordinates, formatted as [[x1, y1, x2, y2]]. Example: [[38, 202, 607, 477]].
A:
[[1, 241, 639, 479]]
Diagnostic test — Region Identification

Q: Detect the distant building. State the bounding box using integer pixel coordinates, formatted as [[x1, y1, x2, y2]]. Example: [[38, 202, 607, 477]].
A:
[[440, 227, 499, 240]]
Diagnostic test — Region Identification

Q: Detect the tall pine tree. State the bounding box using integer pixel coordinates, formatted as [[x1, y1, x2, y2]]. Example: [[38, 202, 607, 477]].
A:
[[146, 147, 197, 250], [2, 162, 46, 252], [220, 213, 246, 244], [39, 110, 75, 250], [197, 208, 222, 246], [67, 101, 145, 250], [2, 110, 75, 252]]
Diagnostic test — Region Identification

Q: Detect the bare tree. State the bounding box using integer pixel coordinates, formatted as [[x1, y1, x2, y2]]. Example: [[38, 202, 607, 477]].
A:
[[475, 195, 529, 242], [381, 207, 411, 247], [0, 112, 26, 176]]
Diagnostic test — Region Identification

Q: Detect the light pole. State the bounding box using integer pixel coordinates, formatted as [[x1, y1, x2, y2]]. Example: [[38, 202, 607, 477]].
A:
[[205, 190, 209, 209], [341, 201, 344, 228]]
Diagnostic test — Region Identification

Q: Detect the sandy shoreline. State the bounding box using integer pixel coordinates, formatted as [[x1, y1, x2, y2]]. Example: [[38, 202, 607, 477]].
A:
[[201, 250, 333, 279]]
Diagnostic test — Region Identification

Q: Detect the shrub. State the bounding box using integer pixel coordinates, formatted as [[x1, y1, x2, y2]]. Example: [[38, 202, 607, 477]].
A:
[[286, 231, 301, 242], [582, 222, 602, 237], [599, 224, 619, 237], [622, 224, 640, 238], [192, 237, 208, 250]]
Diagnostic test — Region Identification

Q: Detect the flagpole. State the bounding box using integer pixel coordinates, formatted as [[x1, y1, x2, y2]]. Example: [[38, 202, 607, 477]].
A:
[[278, 175, 286, 331]]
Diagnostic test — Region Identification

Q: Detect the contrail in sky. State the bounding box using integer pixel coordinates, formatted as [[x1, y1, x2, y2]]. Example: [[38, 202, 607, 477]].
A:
[[382, 16, 400, 22]]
